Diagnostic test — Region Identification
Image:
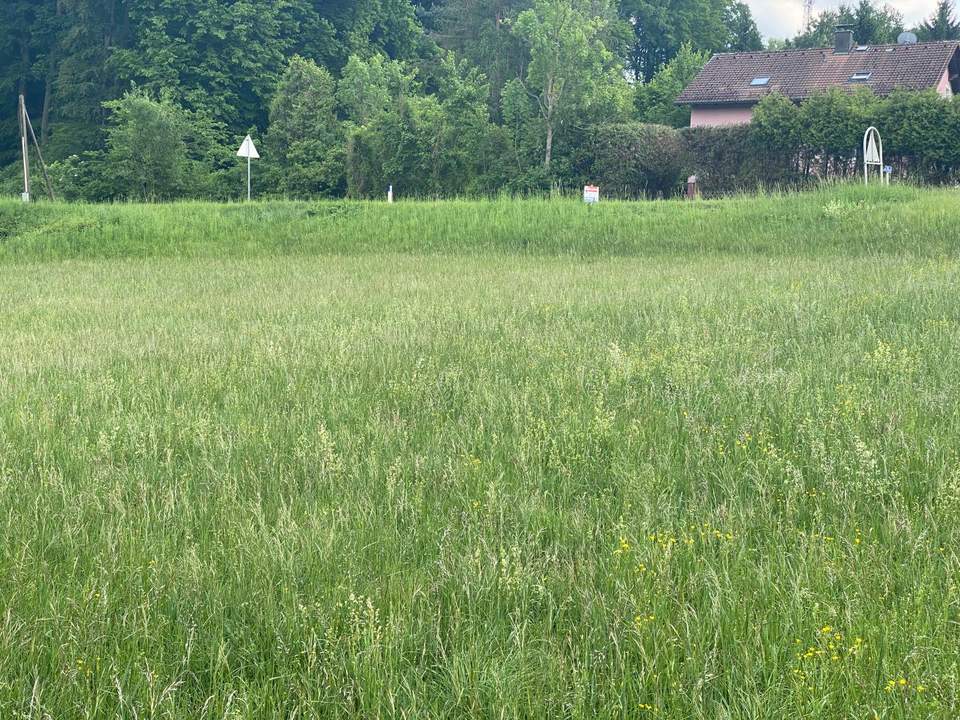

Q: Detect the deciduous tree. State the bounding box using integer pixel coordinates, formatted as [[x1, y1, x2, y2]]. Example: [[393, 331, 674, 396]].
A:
[[511, 0, 627, 170]]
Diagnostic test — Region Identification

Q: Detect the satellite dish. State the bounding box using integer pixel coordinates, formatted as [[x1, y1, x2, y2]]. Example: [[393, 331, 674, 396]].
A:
[[898, 32, 918, 45]]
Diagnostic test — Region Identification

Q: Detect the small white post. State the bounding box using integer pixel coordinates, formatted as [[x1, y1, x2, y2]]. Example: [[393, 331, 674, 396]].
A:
[[387, 185, 394, 203]]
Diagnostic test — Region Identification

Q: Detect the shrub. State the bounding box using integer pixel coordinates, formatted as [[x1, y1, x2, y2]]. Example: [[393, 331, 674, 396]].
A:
[[590, 123, 686, 198]]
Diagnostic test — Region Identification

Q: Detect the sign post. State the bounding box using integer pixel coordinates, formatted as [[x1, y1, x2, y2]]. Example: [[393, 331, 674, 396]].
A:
[[236, 135, 260, 201], [863, 127, 885, 186], [583, 185, 600, 204]]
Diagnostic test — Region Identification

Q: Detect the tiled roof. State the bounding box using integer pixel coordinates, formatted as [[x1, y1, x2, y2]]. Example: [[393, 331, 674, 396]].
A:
[[676, 41, 960, 106]]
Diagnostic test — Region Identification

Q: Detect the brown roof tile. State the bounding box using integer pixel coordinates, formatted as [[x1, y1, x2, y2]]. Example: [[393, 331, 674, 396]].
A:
[[676, 41, 960, 106]]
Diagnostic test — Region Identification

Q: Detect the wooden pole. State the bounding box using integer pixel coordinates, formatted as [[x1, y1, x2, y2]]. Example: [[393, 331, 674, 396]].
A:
[[19, 94, 31, 202], [22, 101, 55, 201]]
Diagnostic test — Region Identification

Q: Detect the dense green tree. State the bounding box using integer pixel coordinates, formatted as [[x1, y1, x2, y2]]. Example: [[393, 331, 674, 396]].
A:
[[320, 0, 427, 63], [511, 0, 630, 170], [427, 0, 531, 113], [111, 1, 296, 132], [724, 1, 763, 51], [345, 52, 502, 197], [101, 90, 194, 200], [916, 1, 960, 41], [7, 0, 960, 199], [337, 54, 418, 126], [619, 0, 761, 82], [876, 89, 957, 177], [790, 1, 903, 48], [265, 56, 345, 198], [751, 91, 803, 174], [752, 92, 801, 150], [1, 1, 51, 166], [636, 43, 709, 127]]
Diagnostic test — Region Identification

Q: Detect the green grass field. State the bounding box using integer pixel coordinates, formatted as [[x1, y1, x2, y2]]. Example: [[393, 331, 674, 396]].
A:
[[1, 185, 959, 718]]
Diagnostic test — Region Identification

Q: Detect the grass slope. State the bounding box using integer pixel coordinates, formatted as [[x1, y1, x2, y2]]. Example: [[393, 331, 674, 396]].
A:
[[0, 186, 959, 718], [1, 184, 959, 261]]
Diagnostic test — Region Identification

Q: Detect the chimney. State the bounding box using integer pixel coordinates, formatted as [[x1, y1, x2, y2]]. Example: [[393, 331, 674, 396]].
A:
[[834, 25, 854, 54]]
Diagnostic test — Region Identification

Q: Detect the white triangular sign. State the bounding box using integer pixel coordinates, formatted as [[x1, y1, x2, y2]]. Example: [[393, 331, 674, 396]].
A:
[[237, 135, 259, 159], [865, 135, 880, 164]]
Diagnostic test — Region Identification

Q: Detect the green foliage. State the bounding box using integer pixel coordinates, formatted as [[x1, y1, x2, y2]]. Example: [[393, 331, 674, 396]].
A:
[[751, 92, 803, 178], [589, 122, 686, 197], [800, 88, 878, 174], [619, 0, 762, 82], [101, 91, 193, 201], [752, 92, 801, 148], [322, 0, 428, 62], [876, 90, 959, 179], [636, 44, 709, 127], [724, 1, 763, 51], [265, 56, 345, 198], [345, 53, 503, 197], [111, 1, 298, 132], [790, 0, 903, 48], [96, 90, 226, 201], [682, 89, 960, 193], [337, 54, 417, 126], [427, 0, 532, 112], [4, 0, 960, 201], [512, 0, 630, 170], [681, 123, 772, 193], [916, 0, 960, 41]]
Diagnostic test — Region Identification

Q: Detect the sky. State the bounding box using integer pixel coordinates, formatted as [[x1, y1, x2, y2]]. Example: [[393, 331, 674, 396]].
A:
[[748, 0, 935, 39]]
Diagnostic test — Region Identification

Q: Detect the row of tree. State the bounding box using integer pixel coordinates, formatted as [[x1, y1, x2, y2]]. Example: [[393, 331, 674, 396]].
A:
[[3, 0, 960, 200], [785, 0, 960, 50]]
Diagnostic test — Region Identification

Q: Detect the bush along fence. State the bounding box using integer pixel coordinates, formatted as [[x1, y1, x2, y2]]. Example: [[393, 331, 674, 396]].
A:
[[678, 88, 960, 197], [10, 79, 960, 202]]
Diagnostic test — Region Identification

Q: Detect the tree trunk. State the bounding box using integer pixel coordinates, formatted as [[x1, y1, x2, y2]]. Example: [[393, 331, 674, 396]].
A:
[[543, 76, 556, 171], [545, 121, 553, 170]]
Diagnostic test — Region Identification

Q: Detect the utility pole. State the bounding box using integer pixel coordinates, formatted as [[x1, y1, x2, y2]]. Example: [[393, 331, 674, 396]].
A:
[[17, 94, 56, 202], [19, 95, 31, 202]]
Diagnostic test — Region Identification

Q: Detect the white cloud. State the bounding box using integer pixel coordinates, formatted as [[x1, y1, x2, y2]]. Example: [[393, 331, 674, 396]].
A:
[[748, 0, 936, 39]]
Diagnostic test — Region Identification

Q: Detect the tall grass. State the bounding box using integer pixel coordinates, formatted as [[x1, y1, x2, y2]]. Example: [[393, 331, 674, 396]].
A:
[[0, 186, 958, 718], [1, 183, 959, 261]]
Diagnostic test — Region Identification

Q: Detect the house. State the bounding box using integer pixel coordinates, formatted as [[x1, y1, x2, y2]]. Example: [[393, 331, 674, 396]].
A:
[[676, 29, 960, 128]]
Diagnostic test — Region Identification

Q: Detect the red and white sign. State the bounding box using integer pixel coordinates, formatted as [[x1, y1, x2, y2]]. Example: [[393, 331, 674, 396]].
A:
[[583, 185, 600, 204]]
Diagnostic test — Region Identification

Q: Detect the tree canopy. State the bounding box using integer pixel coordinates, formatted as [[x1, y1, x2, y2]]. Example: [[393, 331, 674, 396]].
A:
[[1, 0, 954, 199]]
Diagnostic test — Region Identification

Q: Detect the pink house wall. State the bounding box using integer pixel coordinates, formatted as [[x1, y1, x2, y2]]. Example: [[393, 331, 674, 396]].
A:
[[690, 105, 755, 128], [691, 67, 956, 126], [938, 68, 953, 98]]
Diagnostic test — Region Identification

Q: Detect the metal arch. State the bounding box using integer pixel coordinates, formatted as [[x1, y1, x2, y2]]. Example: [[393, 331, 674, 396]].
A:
[[863, 126, 886, 186]]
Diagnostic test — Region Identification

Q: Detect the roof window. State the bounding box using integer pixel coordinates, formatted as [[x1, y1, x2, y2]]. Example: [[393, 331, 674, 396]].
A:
[[750, 76, 770, 86], [849, 72, 872, 82]]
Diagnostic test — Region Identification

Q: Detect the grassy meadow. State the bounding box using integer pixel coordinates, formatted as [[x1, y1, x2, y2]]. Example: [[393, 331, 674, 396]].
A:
[[0, 185, 959, 718]]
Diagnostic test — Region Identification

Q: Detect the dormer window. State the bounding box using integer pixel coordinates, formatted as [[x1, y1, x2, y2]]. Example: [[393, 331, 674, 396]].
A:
[[849, 72, 872, 82], [750, 76, 770, 86]]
